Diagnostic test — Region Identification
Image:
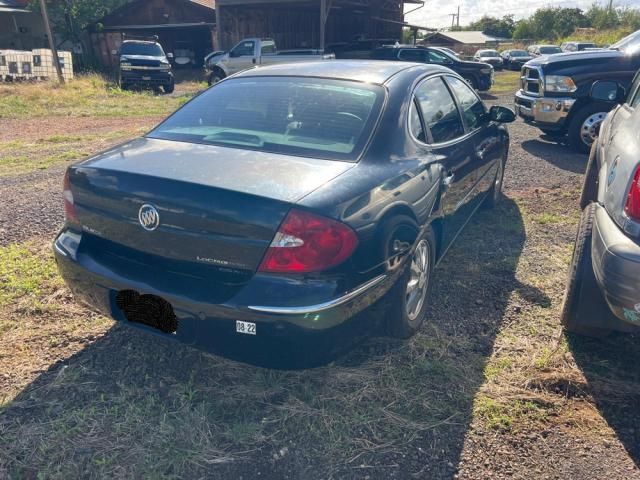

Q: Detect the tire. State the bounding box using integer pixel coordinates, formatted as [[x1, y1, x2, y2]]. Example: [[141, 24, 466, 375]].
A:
[[580, 142, 599, 210], [208, 70, 225, 86], [567, 103, 611, 154], [483, 154, 505, 209], [163, 82, 175, 94], [382, 217, 436, 339], [560, 203, 612, 337]]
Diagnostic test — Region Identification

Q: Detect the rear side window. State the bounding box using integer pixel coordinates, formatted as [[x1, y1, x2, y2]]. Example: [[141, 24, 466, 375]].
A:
[[149, 77, 385, 161], [446, 76, 486, 130], [414, 77, 464, 143], [261, 41, 276, 55], [427, 50, 452, 64], [398, 49, 425, 62]]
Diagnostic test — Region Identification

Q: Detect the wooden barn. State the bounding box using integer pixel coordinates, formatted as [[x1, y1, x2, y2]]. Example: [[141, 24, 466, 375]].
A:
[[89, 0, 216, 69], [216, 0, 421, 52]]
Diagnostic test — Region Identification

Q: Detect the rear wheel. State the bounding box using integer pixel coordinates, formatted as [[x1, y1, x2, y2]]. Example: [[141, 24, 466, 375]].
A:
[[383, 217, 436, 339], [560, 203, 612, 337], [568, 103, 610, 154], [483, 155, 505, 209]]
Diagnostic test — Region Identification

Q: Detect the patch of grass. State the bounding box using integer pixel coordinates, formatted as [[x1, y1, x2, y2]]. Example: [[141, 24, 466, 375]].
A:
[[474, 395, 549, 431], [0, 242, 61, 308], [0, 128, 147, 176], [0, 74, 198, 119], [532, 212, 566, 225], [492, 70, 521, 95]]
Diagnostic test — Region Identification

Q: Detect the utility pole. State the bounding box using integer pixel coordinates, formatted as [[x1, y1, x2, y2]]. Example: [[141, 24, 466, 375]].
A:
[[608, 0, 613, 12], [457, 5, 460, 27], [39, 0, 64, 84], [449, 13, 457, 28]]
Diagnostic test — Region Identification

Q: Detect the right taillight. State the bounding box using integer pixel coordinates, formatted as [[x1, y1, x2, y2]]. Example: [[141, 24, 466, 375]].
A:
[[63, 169, 80, 227], [625, 166, 640, 222], [258, 209, 358, 274]]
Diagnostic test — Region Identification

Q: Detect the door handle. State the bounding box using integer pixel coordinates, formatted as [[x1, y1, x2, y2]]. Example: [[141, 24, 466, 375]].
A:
[[442, 172, 455, 189]]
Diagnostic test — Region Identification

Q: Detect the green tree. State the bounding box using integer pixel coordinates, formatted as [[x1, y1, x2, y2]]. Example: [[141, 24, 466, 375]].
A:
[[30, 0, 130, 44], [466, 15, 516, 38], [513, 20, 534, 40]]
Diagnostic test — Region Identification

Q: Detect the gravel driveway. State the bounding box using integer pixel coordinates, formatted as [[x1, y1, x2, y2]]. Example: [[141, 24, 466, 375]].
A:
[[0, 93, 583, 246]]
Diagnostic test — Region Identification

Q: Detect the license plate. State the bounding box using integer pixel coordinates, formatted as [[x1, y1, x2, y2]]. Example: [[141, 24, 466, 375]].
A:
[[236, 320, 256, 335], [142, 76, 151, 80]]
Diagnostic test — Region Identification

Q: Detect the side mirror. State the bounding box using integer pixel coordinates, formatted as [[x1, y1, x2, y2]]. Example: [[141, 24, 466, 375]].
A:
[[489, 105, 516, 123], [166, 52, 174, 59], [591, 80, 625, 103]]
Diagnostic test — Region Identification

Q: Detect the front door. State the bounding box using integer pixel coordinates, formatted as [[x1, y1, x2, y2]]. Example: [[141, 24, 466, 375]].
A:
[[227, 40, 256, 75]]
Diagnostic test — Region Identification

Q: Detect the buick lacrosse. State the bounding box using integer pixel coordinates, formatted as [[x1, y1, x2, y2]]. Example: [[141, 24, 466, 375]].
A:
[[54, 61, 514, 360]]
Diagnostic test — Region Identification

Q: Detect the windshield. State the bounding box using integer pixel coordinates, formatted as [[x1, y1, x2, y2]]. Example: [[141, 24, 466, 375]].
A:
[[121, 42, 164, 57], [479, 50, 499, 57], [539, 46, 562, 54], [510, 50, 528, 57], [611, 29, 640, 54], [149, 77, 385, 161]]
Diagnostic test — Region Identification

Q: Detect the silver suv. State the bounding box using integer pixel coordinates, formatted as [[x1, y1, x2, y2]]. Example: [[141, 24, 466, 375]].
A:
[[562, 73, 640, 336]]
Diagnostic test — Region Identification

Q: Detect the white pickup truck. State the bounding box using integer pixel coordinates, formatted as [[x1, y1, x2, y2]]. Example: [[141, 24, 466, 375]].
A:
[[204, 38, 335, 85]]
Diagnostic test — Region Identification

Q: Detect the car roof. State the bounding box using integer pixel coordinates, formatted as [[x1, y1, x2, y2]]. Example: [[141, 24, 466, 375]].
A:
[[232, 60, 450, 85]]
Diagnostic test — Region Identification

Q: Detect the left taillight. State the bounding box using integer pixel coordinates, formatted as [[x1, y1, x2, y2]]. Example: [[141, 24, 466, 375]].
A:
[[258, 209, 358, 274], [63, 169, 80, 227], [625, 165, 640, 222]]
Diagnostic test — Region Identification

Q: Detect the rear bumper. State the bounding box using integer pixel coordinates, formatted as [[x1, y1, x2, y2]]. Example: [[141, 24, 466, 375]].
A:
[[592, 204, 640, 327], [514, 90, 575, 131], [53, 229, 394, 350]]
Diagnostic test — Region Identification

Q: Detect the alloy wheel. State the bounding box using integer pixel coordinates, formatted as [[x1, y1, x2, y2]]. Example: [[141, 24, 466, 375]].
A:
[[405, 239, 430, 321]]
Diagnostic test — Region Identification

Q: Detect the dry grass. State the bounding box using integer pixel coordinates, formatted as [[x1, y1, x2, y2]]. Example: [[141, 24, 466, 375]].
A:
[[0, 74, 202, 119], [492, 70, 521, 95]]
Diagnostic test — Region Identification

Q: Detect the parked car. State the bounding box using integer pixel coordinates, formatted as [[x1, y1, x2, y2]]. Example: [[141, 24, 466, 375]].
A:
[[501, 49, 534, 70], [473, 49, 503, 70], [561, 72, 640, 336], [54, 61, 515, 362], [433, 46, 460, 59], [561, 41, 596, 52], [531, 45, 563, 56], [204, 37, 335, 85], [372, 45, 494, 91], [515, 29, 640, 152], [115, 38, 174, 93]]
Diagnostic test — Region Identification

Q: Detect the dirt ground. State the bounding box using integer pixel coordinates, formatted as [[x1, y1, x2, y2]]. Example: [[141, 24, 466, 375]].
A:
[[0, 81, 639, 479]]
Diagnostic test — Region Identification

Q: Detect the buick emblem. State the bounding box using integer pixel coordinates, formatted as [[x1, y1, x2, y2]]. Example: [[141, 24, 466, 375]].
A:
[[138, 204, 160, 231]]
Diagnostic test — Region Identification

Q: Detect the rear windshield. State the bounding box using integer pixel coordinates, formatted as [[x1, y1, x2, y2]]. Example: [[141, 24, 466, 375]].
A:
[[479, 50, 499, 57], [539, 46, 562, 54], [121, 42, 164, 56], [510, 50, 528, 57], [148, 77, 385, 161]]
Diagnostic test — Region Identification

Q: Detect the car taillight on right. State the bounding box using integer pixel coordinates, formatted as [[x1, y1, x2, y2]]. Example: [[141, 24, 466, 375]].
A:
[[625, 166, 640, 222], [63, 169, 80, 227], [258, 209, 358, 274]]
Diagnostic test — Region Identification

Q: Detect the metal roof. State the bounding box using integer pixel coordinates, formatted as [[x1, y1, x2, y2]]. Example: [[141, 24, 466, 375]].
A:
[[428, 31, 501, 45]]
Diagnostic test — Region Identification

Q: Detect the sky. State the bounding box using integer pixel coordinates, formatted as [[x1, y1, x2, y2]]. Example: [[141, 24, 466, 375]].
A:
[[404, 0, 640, 30]]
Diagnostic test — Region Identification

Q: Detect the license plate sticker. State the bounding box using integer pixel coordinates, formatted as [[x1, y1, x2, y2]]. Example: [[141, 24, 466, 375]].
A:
[[236, 320, 256, 335]]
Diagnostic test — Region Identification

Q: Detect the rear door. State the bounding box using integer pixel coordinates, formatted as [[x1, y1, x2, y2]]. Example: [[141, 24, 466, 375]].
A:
[[413, 75, 476, 248], [445, 75, 503, 203]]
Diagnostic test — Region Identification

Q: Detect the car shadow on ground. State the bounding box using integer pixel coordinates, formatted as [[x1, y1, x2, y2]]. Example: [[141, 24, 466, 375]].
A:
[[521, 138, 587, 174], [568, 332, 640, 469], [0, 197, 550, 478]]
